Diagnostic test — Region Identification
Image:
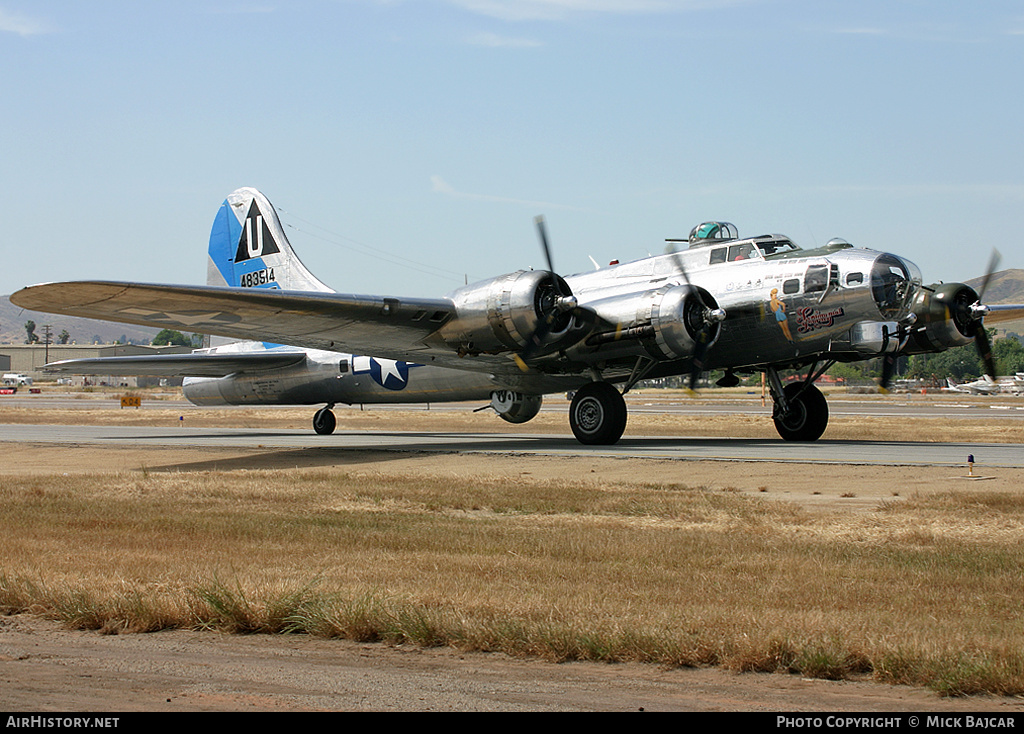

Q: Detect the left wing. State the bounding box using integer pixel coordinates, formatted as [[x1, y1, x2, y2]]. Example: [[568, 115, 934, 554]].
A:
[[11, 280, 508, 373]]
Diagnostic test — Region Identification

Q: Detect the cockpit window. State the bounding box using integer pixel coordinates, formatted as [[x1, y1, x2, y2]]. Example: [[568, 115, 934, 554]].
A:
[[728, 243, 758, 261], [757, 239, 801, 257], [709, 248, 727, 265]]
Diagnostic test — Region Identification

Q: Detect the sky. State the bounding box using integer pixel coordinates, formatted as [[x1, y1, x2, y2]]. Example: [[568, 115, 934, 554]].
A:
[[2, 0, 1022, 301]]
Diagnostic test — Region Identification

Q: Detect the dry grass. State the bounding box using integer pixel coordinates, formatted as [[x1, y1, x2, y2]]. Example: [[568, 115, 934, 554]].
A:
[[3, 467, 1024, 696]]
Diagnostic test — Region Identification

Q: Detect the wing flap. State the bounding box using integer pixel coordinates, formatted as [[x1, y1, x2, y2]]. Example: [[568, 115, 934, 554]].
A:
[[41, 352, 307, 377]]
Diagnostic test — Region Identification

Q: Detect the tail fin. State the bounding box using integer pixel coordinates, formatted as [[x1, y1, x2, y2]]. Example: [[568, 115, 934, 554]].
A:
[[207, 188, 334, 293]]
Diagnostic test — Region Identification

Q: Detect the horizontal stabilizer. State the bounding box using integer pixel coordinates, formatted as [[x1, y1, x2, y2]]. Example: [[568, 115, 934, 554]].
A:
[[41, 352, 307, 377]]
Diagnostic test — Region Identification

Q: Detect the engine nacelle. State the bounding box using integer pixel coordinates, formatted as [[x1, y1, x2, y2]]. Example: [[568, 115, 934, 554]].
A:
[[490, 390, 543, 424], [438, 270, 582, 356], [570, 284, 722, 362], [902, 282, 979, 355]]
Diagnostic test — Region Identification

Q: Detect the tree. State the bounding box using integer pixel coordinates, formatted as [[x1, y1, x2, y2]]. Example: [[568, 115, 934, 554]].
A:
[[24, 320, 39, 344], [994, 337, 1024, 375], [152, 329, 191, 347], [58, 329, 70, 344]]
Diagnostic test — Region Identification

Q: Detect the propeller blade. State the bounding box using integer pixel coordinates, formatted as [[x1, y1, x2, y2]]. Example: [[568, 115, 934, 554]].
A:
[[689, 334, 709, 391], [535, 216, 557, 281], [664, 243, 704, 307], [878, 354, 897, 394], [977, 249, 1001, 301], [973, 322, 997, 379]]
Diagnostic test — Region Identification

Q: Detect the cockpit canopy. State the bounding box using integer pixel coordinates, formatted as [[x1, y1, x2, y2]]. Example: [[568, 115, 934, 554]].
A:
[[688, 221, 738, 245]]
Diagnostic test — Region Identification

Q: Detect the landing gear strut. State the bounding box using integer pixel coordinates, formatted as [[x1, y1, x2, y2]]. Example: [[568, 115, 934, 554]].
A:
[[313, 404, 336, 435], [766, 364, 831, 442], [569, 382, 627, 445]]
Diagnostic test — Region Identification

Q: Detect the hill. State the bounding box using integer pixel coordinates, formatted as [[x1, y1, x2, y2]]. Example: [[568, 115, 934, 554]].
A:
[[964, 269, 1024, 335], [964, 268, 1024, 304], [0, 295, 159, 346]]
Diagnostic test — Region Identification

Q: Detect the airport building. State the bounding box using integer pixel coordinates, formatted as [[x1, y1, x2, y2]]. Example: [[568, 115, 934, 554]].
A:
[[0, 344, 191, 387]]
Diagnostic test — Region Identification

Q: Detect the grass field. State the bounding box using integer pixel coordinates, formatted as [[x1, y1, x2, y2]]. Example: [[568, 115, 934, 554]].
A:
[[2, 446, 1024, 697]]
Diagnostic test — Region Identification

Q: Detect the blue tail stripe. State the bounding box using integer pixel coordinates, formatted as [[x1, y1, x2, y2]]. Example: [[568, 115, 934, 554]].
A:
[[208, 199, 244, 286]]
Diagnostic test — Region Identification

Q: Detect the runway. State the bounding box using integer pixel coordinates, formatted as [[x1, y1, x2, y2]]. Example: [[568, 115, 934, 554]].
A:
[[5, 422, 1023, 468]]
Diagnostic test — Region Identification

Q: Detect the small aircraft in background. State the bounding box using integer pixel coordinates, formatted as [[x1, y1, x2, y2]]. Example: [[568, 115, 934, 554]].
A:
[[13, 188, 1024, 444], [944, 375, 1024, 396], [943, 376, 1002, 395]]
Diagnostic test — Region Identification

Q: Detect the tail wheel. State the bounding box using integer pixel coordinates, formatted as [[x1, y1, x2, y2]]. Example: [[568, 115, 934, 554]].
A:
[[313, 407, 336, 435], [569, 382, 627, 445], [772, 383, 828, 442]]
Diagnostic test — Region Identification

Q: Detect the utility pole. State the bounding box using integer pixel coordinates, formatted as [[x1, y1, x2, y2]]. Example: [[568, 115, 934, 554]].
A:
[[42, 324, 52, 365]]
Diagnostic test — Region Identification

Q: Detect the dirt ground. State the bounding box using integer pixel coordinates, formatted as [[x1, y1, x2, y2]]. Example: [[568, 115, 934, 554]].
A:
[[3, 404, 1024, 711], [5, 612, 1021, 713]]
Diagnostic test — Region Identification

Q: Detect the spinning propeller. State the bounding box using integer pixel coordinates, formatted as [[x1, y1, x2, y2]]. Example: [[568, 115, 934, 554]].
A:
[[513, 216, 595, 371], [879, 250, 1002, 392], [968, 250, 1002, 381], [664, 243, 726, 391]]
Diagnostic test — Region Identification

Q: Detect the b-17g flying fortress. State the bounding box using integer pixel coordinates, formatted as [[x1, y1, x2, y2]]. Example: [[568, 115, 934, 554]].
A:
[[13, 187, 1024, 445]]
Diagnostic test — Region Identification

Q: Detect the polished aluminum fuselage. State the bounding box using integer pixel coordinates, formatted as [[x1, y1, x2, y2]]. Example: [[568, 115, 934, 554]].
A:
[[561, 235, 919, 376], [182, 348, 500, 406]]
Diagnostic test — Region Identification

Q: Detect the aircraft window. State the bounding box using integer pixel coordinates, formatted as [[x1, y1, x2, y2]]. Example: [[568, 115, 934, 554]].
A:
[[339, 359, 350, 374], [728, 243, 757, 261], [757, 239, 800, 256], [804, 264, 829, 293], [846, 272, 864, 286], [709, 248, 727, 265], [830, 264, 840, 288], [783, 279, 800, 295]]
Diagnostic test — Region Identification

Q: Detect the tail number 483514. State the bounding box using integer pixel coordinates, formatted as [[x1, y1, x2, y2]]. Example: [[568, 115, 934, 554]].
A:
[[240, 268, 276, 288]]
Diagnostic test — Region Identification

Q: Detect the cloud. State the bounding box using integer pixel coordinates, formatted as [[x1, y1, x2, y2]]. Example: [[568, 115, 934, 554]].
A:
[[431, 176, 585, 210], [446, 0, 723, 22], [829, 26, 890, 36], [466, 30, 542, 47], [0, 8, 50, 36]]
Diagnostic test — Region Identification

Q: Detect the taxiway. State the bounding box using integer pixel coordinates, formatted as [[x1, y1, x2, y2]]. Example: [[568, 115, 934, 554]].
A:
[[4, 422, 1022, 468]]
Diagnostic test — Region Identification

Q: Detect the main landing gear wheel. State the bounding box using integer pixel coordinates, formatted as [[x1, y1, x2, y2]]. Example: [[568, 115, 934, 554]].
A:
[[569, 382, 627, 445], [312, 407, 337, 435], [772, 383, 828, 442]]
